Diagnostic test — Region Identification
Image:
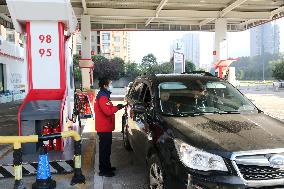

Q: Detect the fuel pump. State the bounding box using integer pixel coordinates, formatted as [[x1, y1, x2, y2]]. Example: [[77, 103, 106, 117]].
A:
[[6, 0, 80, 153]]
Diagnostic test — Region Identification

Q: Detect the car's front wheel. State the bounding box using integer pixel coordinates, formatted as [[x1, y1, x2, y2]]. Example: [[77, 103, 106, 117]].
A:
[[148, 154, 166, 189]]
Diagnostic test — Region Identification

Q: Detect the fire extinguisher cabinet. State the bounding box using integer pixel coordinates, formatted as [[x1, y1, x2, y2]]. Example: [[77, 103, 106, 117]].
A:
[[20, 100, 62, 154]]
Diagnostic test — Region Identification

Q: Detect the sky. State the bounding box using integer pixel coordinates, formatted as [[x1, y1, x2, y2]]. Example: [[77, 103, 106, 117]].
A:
[[130, 18, 284, 66]]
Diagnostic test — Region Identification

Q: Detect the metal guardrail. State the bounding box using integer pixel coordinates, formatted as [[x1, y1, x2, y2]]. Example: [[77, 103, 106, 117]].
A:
[[0, 131, 85, 189]]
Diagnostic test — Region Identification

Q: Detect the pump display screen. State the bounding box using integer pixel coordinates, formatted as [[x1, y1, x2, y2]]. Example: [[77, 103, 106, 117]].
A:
[[30, 21, 60, 89]]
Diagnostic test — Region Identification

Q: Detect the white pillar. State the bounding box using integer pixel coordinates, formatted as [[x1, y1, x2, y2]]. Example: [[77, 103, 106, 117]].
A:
[[214, 18, 228, 62], [81, 15, 92, 90]]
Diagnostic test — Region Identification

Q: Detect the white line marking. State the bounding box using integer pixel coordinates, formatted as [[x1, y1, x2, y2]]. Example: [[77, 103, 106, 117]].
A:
[[2, 165, 14, 176], [49, 164, 57, 173], [23, 164, 37, 173], [94, 134, 104, 189], [57, 161, 73, 172]]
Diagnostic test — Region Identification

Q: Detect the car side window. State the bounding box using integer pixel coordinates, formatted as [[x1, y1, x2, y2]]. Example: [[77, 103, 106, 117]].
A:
[[139, 83, 152, 106], [130, 82, 144, 102], [143, 87, 151, 104]]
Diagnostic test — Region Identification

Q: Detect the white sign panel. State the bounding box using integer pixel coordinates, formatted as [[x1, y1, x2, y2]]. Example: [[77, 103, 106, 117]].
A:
[[174, 53, 185, 74], [30, 21, 60, 89]]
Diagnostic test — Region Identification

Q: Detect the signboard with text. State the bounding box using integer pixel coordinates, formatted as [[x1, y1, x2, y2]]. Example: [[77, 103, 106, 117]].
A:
[[174, 52, 185, 74], [30, 21, 60, 89]]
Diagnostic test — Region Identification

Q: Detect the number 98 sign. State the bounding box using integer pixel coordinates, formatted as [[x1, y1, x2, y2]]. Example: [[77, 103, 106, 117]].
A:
[[38, 34, 52, 57]]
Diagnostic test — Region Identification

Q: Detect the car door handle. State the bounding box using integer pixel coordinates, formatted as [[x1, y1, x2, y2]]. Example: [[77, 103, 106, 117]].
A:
[[147, 131, 152, 141]]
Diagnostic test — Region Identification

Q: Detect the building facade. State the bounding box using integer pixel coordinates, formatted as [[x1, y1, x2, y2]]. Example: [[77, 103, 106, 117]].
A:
[[170, 33, 200, 68], [250, 22, 280, 57], [0, 26, 26, 103], [76, 31, 131, 62]]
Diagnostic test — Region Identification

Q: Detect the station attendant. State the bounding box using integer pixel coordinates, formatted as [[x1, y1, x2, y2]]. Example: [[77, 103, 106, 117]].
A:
[[95, 78, 124, 177]]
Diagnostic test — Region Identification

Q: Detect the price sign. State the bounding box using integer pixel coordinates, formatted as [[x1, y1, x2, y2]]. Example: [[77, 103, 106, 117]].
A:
[[30, 22, 60, 89], [174, 53, 185, 74]]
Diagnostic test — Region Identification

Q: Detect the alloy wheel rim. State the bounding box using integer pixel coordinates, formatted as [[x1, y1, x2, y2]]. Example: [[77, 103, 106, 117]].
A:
[[149, 163, 164, 189]]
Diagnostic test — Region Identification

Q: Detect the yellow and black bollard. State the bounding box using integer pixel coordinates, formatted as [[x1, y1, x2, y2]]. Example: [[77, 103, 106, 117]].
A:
[[13, 142, 25, 189], [70, 139, 85, 185]]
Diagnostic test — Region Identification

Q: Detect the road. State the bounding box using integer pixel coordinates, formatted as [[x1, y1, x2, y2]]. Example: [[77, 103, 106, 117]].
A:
[[240, 88, 284, 120], [0, 100, 22, 152], [0, 100, 22, 136]]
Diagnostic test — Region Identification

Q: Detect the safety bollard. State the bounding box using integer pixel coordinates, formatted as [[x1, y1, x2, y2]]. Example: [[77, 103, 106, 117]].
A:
[[70, 139, 86, 185], [32, 145, 56, 189], [13, 142, 26, 189], [0, 131, 85, 187]]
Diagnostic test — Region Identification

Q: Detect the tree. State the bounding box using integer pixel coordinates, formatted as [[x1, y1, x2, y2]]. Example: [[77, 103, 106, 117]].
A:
[[272, 59, 284, 80], [125, 62, 141, 80], [141, 53, 158, 74], [110, 57, 125, 79], [231, 53, 281, 80], [141, 53, 157, 68], [92, 55, 126, 80], [92, 55, 114, 79], [159, 62, 174, 74], [73, 54, 82, 88], [185, 60, 196, 73]]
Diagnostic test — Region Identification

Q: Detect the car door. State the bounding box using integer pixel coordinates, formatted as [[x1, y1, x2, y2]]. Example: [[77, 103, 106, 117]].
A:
[[136, 84, 154, 159], [126, 81, 145, 153], [129, 81, 153, 159]]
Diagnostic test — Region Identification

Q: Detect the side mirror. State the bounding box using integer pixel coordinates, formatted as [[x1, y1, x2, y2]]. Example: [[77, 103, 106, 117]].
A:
[[133, 103, 146, 114]]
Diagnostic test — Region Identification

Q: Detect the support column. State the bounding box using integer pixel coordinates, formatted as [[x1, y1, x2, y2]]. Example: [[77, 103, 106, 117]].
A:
[[80, 15, 92, 90], [214, 18, 228, 63]]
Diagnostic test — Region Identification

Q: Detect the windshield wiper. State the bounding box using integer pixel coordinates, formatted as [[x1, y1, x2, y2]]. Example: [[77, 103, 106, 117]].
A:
[[212, 111, 241, 114], [162, 112, 196, 117], [162, 112, 212, 117]]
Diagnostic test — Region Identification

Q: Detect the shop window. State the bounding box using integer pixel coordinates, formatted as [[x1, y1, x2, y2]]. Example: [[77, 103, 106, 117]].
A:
[[114, 36, 120, 42], [91, 35, 95, 42], [102, 33, 110, 40], [115, 46, 120, 52], [7, 33, 15, 42]]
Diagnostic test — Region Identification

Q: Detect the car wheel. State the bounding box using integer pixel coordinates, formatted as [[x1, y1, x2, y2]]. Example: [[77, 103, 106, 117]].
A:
[[123, 123, 132, 151], [148, 154, 167, 189]]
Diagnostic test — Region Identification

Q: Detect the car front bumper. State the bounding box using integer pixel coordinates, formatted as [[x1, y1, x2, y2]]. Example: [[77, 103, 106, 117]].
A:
[[186, 174, 246, 189], [185, 174, 284, 189]]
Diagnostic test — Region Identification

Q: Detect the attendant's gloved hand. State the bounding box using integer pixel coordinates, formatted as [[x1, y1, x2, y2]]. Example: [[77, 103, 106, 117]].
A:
[[117, 104, 125, 110]]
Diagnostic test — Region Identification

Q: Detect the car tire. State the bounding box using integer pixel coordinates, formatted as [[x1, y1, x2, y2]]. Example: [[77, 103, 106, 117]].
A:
[[148, 154, 169, 189], [123, 123, 132, 151]]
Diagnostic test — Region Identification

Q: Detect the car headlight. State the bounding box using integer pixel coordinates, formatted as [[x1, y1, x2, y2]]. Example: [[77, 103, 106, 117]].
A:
[[174, 139, 228, 172]]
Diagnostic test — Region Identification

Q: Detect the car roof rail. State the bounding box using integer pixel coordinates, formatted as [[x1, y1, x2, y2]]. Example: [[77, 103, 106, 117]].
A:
[[181, 71, 214, 77]]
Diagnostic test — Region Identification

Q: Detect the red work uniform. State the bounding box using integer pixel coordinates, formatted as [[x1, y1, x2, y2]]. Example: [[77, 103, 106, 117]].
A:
[[95, 89, 119, 132], [94, 89, 119, 173]]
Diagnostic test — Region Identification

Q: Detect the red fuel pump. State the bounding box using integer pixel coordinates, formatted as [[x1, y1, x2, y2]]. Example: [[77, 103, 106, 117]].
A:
[[42, 123, 53, 151], [52, 122, 62, 151]]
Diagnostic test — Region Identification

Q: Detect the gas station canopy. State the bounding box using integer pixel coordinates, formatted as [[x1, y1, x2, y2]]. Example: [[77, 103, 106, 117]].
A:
[[72, 0, 283, 31], [0, 0, 283, 31]]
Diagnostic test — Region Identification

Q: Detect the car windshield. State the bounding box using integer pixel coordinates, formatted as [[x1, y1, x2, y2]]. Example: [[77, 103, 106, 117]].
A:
[[159, 80, 257, 116]]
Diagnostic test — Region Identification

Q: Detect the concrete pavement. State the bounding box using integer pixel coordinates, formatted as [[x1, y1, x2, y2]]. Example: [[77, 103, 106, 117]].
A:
[[94, 101, 148, 189]]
